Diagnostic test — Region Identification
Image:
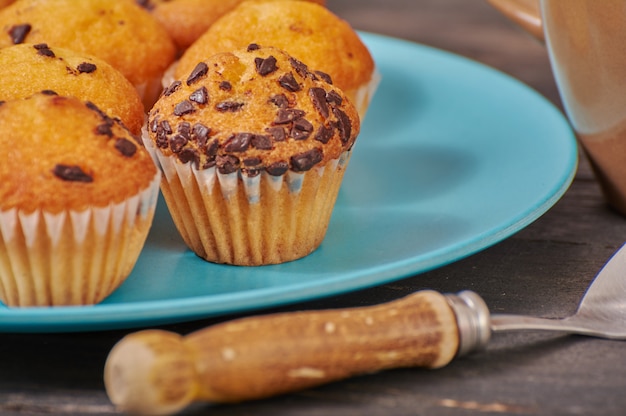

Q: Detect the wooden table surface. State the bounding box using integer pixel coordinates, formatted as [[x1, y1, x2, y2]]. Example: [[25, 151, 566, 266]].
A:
[[3, 1, 626, 415]]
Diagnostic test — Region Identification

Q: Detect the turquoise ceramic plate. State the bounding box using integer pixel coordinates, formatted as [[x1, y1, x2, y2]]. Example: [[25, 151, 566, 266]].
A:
[[0, 32, 578, 332]]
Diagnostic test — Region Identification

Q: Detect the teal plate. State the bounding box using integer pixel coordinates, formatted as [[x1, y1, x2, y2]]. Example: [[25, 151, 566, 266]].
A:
[[0, 33, 578, 332]]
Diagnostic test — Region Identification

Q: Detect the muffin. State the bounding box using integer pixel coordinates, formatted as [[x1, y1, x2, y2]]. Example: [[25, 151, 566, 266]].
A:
[[0, 93, 160, 307], [0, 43, 145, 135], [174, 0, 376, 118], [0, 0, 176, 108], [146, 45, 360, 265], [137, 0, 327, 53]]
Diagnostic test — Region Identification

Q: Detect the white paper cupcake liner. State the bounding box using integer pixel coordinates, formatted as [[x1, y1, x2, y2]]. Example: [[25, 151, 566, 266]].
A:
[[145, 136, 351, 265], [0, 172, 161, 307]]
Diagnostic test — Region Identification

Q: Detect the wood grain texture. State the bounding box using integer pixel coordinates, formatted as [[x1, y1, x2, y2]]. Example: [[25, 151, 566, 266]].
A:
[[3, 1, 626, 415]]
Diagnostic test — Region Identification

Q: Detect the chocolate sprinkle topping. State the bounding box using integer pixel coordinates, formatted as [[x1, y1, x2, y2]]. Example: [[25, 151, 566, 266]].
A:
[[53, 164, 93, 183], [290, 148, 323, 172], [189, 86, 208, 104], [9, 24, 31, 44], [278, 72, 301, 92], [255, 55, 278, 76], [77, 62, 97, 73], [187, 62, 209, 85], [115, 138, 137, 157], [174, 100, 195, 116]]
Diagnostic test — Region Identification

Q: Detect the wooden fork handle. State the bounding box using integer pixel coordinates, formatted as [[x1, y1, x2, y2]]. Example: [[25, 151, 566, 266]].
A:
[[104, 290, 489, 415]]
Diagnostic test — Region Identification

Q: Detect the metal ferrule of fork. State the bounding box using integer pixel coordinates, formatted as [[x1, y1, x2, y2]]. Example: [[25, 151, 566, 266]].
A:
[[445, 291, 492, 357]]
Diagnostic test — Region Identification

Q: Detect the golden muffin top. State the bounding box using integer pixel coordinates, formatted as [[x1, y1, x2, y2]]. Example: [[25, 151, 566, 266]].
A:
[[174, 0, 374, 94], [0, 0, 176, 91], [148, 45, 360, 176], [0, 43, 145, 134], [138, 0, 327, 52], [0, 93, 158, 214]]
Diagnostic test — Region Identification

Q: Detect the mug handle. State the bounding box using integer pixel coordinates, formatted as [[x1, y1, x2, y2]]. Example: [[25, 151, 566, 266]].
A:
[[486, 0, 544, 43]]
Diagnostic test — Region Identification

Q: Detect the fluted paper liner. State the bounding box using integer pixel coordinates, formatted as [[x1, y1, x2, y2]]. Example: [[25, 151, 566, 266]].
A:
[[145, 137, 351, 265], [0, 172, 161, 307]]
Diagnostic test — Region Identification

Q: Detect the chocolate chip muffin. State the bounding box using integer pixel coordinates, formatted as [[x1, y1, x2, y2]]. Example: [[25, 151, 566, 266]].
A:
[[0, 93, 160, 307], [0, 0, 176, 108], [138, 0, 326, 53], [174, 0, 377, 118], [146, 45, 360, 265], [0, 43, 145, 135]]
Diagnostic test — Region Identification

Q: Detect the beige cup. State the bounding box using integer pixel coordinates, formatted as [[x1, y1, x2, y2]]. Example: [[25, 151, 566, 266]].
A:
[[489, 0, 626, 215]]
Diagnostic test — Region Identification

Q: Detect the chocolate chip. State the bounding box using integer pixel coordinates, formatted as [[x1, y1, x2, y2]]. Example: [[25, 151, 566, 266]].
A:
[[309, 87, 329, 118], [290, 118, 314, 140], [177, 121, 191, 139], [243, 157, 262, 166], [251, 134, 272, 150], [278, 72, 301, 92], [291, 148, 323, 172], [255, 55, 278, 76], [178, 148, 199, 166], [219, 81, 232, 91], [216, 155, 240, 174], [52, 164, 93, 183], [269, 94, 289, 108], [9, 24, 31, 44], [289, 57, 309, 79], [160, 120, 173, 135], [333, 108, 352, 143], [326, 90, 343, 106], [174, 100, 195, 116], [115, 138, 137, 157], [189, 86, 208, 104], [77, 62, 97, 73], [186, 62, 208, 85], [35, 44, 55, 58], [156, 129, 169, 148], [266, 161, 289, 176], [314, 124, 334, 144], [192, 123, 210, 147], [40, 89, 58, 96], [215, 101, 244, 112], [169, 134, 188, 153], [95, 123, 114, 137], [205, 139, 219, 157], [274, 108, 305, 124], [247, 43, 261, 52], [314, 70, 333, 84], [163, 81, 182, 96], [224, 133, 252, 152], [266, 126, 286, 142]]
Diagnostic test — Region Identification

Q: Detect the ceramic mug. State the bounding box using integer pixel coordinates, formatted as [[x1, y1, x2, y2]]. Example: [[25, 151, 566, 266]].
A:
[[489, 0, 626, 216]]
